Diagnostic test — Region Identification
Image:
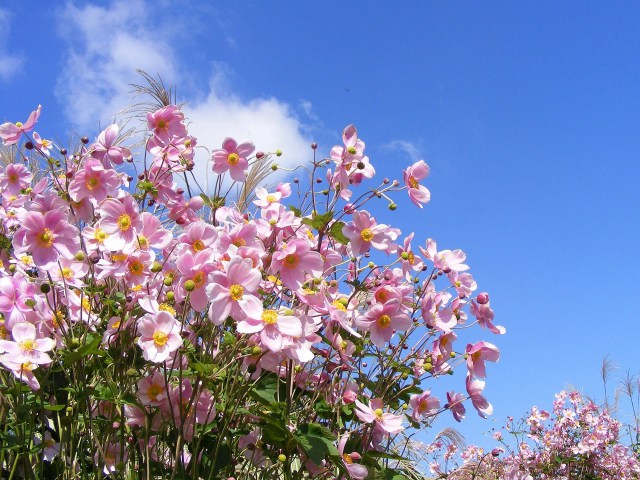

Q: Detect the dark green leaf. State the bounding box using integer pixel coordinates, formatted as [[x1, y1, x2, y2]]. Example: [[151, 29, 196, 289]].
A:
[[329, 221, 350, 245]]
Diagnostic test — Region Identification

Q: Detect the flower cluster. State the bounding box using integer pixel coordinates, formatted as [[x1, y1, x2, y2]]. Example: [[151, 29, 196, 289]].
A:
[[430, 390, 640, 480], [0, 101, 503, 478]]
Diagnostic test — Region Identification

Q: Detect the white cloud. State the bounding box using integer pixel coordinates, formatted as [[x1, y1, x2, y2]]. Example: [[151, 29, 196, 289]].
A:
[[381, 140, 423, 161], [54, 0, 314, 193], [55, 0, 178, 129], [0, 9, 24, 81]]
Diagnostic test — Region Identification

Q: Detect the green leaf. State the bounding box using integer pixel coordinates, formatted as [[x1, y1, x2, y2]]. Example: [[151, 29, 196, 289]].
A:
[[302, 211, 334, 231], [288, 205, 302, 216], [249, 374, 278, 405], [43, 404, 66, 411], [329, 221, 349, 245], [294, 433, 331, 465]]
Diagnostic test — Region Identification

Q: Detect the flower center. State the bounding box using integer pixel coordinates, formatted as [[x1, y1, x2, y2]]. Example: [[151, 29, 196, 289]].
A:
[[129, 260, 144, 275], [137, 235, 149, 248], [94, 228, 109, 242], [408, 175, 419, 189], [232, 237, 246, 247], [153, 330, 169, 347], [61, 267, 73, 279], [148, 384, 163, 401], [284, 254, 299, 268], [360, 228, 374, 242], [117, 213, 132, 231], [343, 453, 353, 464], [86, 177, 99, 191], [227, 153, 239, 165], [229, 284, 244, 301], [347, 146, 357, 155], [38, 228, 54, 248], [156, 119, 168, 131], [262, 310, 278, 325], [266, 194, 277, 203], [192, 271, 206, 288], [377, 314, 391, 328], [374, 408, 384, 419], [192, 239, 205, 251], [19, 339, 36, 353], [158, 303, 176, 316]]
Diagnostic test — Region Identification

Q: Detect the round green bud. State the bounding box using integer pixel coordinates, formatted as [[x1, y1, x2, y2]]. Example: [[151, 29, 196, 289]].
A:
[[9, 264, 16, 273], [368, 261, 375, 269], [150, 261, 163, 273], [163, 277, 173, 287], [74, 251, 85, 261], [401, 372, 409, 380], [251, 346, 263, 356], [166, 291, 175, 302], [389, 203, 398, 211], [184, 280, 196, 292], [450, 352, 456, 358], [402, 403, 409, 410], [126, 368, 138, 377], [425, 364, 433, 372], [275, 149, 282, 157], [400, 252, 409, 260], [347, 146, 357, 155], [278, 454, 287, 463]]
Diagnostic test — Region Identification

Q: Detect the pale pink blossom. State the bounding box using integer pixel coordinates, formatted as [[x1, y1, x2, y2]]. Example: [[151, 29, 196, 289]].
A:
[[0, 105, 40, 145], [270, 238, 323, 290], [355, 300, 411, 348], [447, 390, 467, 422], [354, 398, 404, 435], [403, 160, 431, 208], [410, 390, 440, 421], [90, 124, 132, 165], [0, 163, 33, 196], [68, 158, 121, 203], [0, 322, 54, 366], [343, 210, 397, 256], [32, 132, 53, 156], [466, 374, 493, 418], [98, 196, 142, 251], [136, 311, 183, 363], [465, 341, 500, 378], [211, 137, 255, 182]]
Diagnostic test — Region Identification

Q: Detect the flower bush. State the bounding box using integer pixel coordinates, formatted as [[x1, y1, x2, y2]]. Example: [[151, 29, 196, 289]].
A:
[[430, 390, 640, 480], [0, 95, 503, 479]]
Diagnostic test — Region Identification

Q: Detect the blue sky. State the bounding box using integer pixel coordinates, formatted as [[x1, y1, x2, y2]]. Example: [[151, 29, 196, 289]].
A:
[[2, 0, 640, 451]]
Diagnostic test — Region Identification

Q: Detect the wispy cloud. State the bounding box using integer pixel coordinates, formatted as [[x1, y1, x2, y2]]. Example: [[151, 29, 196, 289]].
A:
[[0, 9, 24, 81], [381, 140, 423, 161], [54, 0, 313, 189]]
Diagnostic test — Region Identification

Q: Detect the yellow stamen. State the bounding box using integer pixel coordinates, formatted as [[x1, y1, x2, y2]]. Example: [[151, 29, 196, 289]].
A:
[[38, 229, 54, 248], [262, 310, 278, 325], [227, 153, 239, 165], [229, 284, 244, 301], [192, 239, 205, 251], [284, 254, 299, 268], [117, 213, 132, 231], [377, 314, 391, 328], [360, 228, 374, 242], [153, 330, 169, 347]]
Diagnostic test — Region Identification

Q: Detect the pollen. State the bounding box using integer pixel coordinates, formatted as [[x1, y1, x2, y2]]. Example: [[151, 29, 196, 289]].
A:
[[377, 314, 391, 328], [231, 237, 246, 247], [38, 228, 55, 248], [61, 267, 73, 279], [262, 310, 278, 325], [137, 235, 149, 248], [266, 194, 277, 203], [360, 228, 374, 242], [148, 384, 163, 401], [94, 228, 109, 243], [374, 408, 384, 418], [156, 119, 168, 131], [343, 453, 354, 464], [227, 153, 240, 165], [229, 284, 244, 301], [158, 303, 176, 316], [117, 213, 132, 231], [19, 339, 36, 353], [153, 330, 169, 347], [332, 299, 347, 312]]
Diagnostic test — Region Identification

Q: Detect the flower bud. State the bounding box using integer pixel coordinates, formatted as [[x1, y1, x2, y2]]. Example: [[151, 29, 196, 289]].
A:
[[311, 142, 317, 150], [40, 283, 51, 294], [256, 151, 265, 159], [74, 251, 85, 261], [184, 280, 196, 292], [388, 203, 397, 211], [271, 164, 278, 171], [477, 292, 490, 304], [166, 291, 175, 302], [277, 454, 286, 463], [151, 261, 163, 273], [275, 149, 282, 157]]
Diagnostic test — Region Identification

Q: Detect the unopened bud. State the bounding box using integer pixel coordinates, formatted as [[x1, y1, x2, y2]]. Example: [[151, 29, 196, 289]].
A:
[[151, 261, 163, 273], [477, 292, 490, 304], [388, 203, 397, 211], [275, 149, 282, 157], [74, 251, 85, 261], [184, 280, 196, 292]]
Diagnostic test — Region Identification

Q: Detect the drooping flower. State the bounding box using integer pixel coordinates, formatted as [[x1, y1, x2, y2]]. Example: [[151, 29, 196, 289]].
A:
[[403, 160, 431, 208], [409, 390, 441, 422], [0, 105, 41, 145], [354, 397, 404, 435], [465, 341, 500, 378], [466, 374, 493, 418], [446, 390, 467, 422]]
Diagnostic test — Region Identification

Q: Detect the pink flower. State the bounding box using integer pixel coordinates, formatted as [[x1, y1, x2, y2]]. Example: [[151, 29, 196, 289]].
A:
[[0, 163, 33, 196], [446, 391, 467, 422], [13, 210, 80, 267], [136, 311, 183, 363], [343, 210, 396, 256], [0, 105, 41, 145], [466, 374, 493, 418], [470, 300, 506, 335], [207, 255, 263, 323], [211, 137, 255, 182], [0, 322, 54, 366], [403, 160, 431, 208], [147, 105, 187, 145], [270, 238, 323, 290], [137, 372, 168, 407], [32, 132, 53, 156], [355, 300, 411, 348], [409, 390, 440, 422], [90, 124, 132, 166], [238, 309, 303, 354], [174, 249, 216, 311], [354, 398, 404, 435], [338, 434, 368, 480], [465, 341, 500, 378], [68, 158, 122, 203], [99, 196, 142, 251]]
